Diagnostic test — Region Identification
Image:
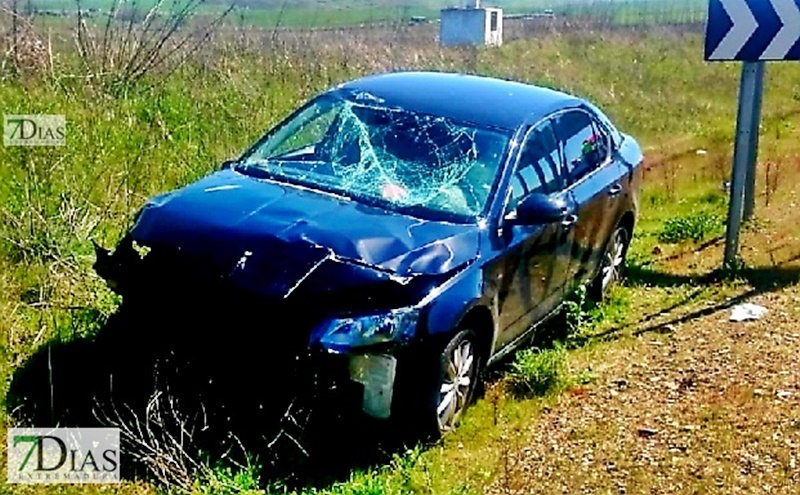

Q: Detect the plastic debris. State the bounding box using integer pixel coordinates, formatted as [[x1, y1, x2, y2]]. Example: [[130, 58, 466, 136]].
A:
[[729, 303, 768, 322]]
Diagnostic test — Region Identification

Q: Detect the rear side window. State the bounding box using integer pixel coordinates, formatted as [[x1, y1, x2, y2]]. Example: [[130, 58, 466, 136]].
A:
[[508, 120, 562, 206], [554, 110, 606, 183], [591, 119, 611, 163], [585, 101, 622, 147]]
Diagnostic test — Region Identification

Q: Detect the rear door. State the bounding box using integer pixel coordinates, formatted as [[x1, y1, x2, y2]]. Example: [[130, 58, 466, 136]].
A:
[[552, 109, 625, 288]]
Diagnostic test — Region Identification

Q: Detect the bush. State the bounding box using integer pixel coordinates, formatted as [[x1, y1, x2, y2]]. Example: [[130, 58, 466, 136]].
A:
[[658, 211, 721, 243], [562, 284, 591, 334], [507, 344, 568, 398]]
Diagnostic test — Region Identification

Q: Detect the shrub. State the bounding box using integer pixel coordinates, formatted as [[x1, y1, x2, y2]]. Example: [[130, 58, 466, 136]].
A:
[[658, 211, 722, 243], [562, 284, 591, 335], [507, 344, 568, 398]]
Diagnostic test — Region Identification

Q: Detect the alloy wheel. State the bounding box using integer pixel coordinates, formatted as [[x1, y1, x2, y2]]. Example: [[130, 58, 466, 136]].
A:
[[437, 338, 475, 432], [601, 228, 628, 293]]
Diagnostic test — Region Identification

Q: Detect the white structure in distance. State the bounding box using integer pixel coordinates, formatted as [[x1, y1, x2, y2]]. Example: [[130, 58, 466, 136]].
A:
[[440, 0, 503, 47]]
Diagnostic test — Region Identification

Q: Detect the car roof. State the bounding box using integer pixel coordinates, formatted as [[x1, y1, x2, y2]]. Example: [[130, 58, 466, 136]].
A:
[[332, 71, 584, 131]]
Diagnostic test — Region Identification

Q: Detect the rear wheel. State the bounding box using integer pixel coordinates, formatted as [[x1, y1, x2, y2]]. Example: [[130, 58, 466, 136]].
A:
[[591, 226, 630, 301]]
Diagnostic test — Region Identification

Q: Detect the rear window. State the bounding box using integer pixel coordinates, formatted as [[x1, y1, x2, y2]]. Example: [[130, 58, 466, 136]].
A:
[[554, 110, 605, 183]]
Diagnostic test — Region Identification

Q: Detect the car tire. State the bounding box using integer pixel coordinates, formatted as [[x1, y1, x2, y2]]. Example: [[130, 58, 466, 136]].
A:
[[590, 225, 630, 301], [432, 329, 480, 436]]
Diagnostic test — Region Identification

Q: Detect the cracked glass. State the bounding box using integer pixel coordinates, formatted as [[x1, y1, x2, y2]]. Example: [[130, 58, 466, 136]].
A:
[[238, 94, 511, 220]]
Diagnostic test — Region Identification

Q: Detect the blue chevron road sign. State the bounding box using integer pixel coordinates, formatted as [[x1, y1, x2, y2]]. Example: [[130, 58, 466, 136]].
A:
[[705, 0, 800, 61], [706, 1, 800, 265]]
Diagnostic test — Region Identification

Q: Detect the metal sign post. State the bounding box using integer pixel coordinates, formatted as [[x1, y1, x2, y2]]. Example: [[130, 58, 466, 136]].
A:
[[705, 0, 800, 269], [723, 61, 765, 268], [742, 61, 765, 222]]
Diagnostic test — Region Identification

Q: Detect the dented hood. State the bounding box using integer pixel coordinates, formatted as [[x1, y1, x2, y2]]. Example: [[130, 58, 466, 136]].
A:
[[127, 169, 480, 298]]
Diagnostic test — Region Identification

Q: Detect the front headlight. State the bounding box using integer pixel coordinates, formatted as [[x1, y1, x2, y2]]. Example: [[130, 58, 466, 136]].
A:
[[314, 307, 420, 352]]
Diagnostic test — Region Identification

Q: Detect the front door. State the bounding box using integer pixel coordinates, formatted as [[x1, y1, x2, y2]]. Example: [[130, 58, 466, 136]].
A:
[[495, 119, 576, 349]]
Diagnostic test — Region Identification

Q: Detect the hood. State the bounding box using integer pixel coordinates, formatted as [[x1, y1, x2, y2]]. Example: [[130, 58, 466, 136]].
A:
[[126, 168, 480, 301]]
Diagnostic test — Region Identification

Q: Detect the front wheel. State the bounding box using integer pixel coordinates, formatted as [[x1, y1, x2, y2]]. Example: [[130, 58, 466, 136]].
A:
[[591, 226, 630, 301], [435, 329, 480, 434]]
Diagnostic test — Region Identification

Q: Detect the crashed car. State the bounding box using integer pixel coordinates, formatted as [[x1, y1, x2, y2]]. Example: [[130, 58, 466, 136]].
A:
[[95, 71, 643, 436]]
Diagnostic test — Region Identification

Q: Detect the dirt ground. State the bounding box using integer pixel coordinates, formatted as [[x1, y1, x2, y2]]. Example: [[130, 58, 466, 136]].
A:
[[488, 279, 800, 494]]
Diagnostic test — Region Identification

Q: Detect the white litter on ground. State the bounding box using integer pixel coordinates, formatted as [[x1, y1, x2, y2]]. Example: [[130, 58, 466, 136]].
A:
[[730, 303, 768, 322]]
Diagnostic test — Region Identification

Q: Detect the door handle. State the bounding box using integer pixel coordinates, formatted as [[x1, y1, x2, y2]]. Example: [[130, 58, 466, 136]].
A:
[[561, 214, 578, 228], [608, 183, 623, 197]]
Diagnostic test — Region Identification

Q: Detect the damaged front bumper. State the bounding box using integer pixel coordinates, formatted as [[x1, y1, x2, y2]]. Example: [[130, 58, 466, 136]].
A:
[[93, 237, 424, 422], [323, 345, 426, 421], [347, 353, 398, 419], [311, 309, 421, 420]]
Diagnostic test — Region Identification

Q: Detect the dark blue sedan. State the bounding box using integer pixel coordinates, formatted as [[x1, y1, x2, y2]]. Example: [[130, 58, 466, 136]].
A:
[[96, 71, 643, 436]]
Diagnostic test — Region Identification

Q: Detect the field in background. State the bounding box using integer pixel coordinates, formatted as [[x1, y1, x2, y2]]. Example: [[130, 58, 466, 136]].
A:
[[17, 0, 708, 28], [2, 4, 800, 494]]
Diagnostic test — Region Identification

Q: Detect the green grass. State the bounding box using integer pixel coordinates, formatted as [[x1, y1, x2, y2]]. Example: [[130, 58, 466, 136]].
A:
[[3, 20, 800, 495], [193, 458, 262, 495], [507, 344, 569, 398]]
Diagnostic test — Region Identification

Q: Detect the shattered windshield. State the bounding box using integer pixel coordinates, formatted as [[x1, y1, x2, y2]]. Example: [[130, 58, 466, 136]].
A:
[[237, 94, 510, 220]]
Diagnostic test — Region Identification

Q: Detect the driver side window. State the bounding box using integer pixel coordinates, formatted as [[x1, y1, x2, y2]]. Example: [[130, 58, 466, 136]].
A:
[[508, 120, 563, 208]]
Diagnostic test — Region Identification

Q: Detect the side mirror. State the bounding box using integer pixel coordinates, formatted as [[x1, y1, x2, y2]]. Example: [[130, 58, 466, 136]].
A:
[[221, 159, 238, 170], [506, 192, 568, 225]]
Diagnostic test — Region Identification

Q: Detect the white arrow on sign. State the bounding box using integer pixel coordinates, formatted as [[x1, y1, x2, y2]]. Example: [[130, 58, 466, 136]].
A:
[[710, 0, 758, 60], [762, 0, 800, 59]]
